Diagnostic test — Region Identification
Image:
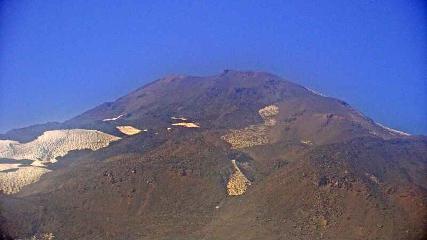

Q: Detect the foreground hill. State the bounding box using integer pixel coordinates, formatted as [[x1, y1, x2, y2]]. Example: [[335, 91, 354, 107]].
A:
[[0, 70, 426, 239]]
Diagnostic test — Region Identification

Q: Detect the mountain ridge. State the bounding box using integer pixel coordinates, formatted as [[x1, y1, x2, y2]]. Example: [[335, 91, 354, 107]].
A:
[[1, 70, 416, 142]]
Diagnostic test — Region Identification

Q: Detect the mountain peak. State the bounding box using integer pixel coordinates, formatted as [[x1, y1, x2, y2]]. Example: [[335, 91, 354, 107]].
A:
[[159, 74, 187, 83], [220, 69, 277, 78]]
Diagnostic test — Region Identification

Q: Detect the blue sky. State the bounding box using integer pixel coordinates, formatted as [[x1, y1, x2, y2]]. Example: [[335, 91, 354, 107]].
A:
[[0, 0, 426, 134]]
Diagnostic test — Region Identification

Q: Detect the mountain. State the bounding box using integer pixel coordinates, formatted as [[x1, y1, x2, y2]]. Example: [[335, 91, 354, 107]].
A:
[[0, 70, 426, 240]]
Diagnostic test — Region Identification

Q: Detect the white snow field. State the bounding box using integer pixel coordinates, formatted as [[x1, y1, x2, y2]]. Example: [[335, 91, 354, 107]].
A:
[[0, 129, 120, 194], [0, 129, 120, 163]]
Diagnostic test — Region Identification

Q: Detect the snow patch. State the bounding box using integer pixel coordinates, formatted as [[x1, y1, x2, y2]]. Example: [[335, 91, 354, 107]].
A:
[[227, 160, 251, 196], [170, 116, 199, 128], [171, 116, 188, 121], [27, 233, 55, 240], [0, 163, 22, 172], [0, 166, 50, 194], [306, 87, 327, 97], [0, 140, 19, 153], [375, 122, 410, 136], [172, 122, 200, 128], [0, 129, 120, 194], [116, 125, 142, 135], [222, 105, 279, 149], [301, 140, 313, 145], [102, 114, 124, 122], [0, 129, 120, 163], [258, 105, 279, 126]]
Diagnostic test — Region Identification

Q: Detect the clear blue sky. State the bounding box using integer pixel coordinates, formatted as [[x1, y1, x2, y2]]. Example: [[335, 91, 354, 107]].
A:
[[0, 0, 426, 134]]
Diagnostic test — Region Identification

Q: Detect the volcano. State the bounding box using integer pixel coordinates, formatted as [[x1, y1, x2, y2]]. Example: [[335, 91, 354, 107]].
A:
[[0, 70, 426, 240]]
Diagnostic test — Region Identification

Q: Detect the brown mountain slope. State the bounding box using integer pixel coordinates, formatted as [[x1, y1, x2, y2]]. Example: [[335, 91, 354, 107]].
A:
[[1, 70, 406, 142], [66, 70, 395, 139], [204, 137, 427, 240], [0, 70, 425, 239]]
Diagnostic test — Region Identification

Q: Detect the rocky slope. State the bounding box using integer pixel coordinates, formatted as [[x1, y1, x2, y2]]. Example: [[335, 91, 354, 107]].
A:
[[0, 70, 425, 240]]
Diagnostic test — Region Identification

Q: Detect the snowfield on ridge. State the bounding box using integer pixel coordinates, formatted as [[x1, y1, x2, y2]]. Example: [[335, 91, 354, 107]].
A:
[[0, 129, 120, 164], [0, 129, 120, 194]]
